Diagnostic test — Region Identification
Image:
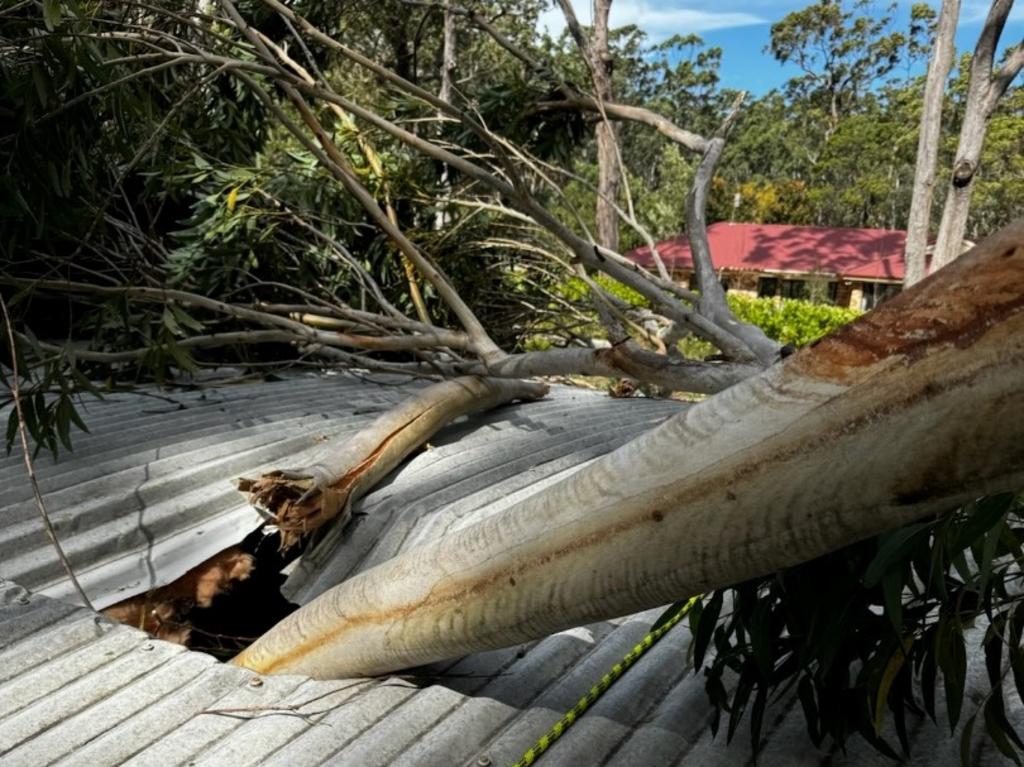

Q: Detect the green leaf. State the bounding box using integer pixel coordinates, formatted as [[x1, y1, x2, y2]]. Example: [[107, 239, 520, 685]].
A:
[[5, 409, 18, 454], [42, 0, 61, 31], [797, 675, 821, 746], [693, 591, 723, 669], [168, 304, 205, 333], [750, 599, 774, 680], [921, 638, 938, 722], [978, 512, 1007, 595], [56, 396, 72, 451], [952, 494, 1015, 554], [874, 637, 912, 736], [162, 337, 196, 373], [1010, 647, 1024, 711], [749, 685, 767, 752], [864, 522, 930, 587], [66, 399, 89, 433], [881, 568, 904, 633], [984, 695, 1024, 764], [652, 598, 692, 634], [937, 619, 967, 731], [960, 713, 976, 767]]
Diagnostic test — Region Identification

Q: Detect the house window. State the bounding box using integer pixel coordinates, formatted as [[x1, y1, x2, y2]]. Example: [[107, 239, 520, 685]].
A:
[[860, 282, 901, 310], [781, 279, 808, 300], [808, 280, 839, 305], [757, 277, 779, 298]]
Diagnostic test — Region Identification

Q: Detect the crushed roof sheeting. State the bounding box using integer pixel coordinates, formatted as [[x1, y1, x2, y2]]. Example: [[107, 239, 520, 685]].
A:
[[0, 373, 1017, 765], [0, 372, 428, 609]]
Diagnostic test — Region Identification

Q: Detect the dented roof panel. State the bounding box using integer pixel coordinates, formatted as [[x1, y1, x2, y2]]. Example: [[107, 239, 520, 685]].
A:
[[0, 374, 1017, 766]]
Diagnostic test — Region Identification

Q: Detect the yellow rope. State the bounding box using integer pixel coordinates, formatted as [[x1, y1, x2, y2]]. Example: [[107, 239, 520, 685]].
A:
[[510, 595, 703, 767]]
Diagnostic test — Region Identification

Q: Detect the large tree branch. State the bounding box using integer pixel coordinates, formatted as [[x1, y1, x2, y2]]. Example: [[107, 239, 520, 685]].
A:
[[237, 376, 548, 549], [536, 98, 708, 153], [7, 280, 471, 352], [685, 96, 779, 364], [234, 220, 1024, 678], [460, 343, 760, 394]]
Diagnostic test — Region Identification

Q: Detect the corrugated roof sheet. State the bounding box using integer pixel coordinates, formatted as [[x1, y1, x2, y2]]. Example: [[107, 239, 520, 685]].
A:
[[0, 373, 1016, 765]]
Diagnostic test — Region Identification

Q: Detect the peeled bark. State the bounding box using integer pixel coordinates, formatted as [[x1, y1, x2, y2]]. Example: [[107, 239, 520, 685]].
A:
[[237, 376, 548, 548], [233, 222, 1024, 679]]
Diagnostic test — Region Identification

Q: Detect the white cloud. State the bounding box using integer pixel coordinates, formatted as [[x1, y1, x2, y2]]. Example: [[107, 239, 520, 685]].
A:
[[537, 1, 767, 41], [959, 0, 1024, 23]]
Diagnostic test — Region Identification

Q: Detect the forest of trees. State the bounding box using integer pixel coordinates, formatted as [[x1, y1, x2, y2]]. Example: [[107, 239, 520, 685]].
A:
[[1, 0, 1024, 762]]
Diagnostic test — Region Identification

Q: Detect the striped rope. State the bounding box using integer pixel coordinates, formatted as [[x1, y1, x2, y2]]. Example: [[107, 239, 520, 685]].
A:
[[510, 595, 702, 767]]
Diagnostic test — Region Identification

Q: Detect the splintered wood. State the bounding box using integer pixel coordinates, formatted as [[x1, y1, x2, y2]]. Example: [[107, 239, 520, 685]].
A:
[[237, 376, 548, 549]]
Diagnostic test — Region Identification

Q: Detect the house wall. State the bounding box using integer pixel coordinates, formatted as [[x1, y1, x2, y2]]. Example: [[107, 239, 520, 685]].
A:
[[667, 269, 899, 311]]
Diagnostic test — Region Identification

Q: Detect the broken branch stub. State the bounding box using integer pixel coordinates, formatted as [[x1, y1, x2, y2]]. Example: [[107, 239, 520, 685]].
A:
[[237, 376, 548, 548], [232, 221, 1024, 679]]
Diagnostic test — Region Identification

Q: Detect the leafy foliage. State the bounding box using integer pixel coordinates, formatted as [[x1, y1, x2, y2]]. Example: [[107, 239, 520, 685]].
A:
[[728, 294, 861, 346], [1, 327, 96, 459], [680, 492, 1024, 762], [681, 295, 860, 359]]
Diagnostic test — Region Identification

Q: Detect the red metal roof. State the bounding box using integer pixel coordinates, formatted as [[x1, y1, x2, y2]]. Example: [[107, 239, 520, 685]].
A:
[[627, 222, 907, 282]]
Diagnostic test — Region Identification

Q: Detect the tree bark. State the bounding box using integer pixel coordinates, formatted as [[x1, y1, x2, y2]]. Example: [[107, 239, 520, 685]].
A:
[[557, 0, 620, 252], [233, 221, 1024, 679], [904, 0, 961, 287], [592, 0, 620, 253], [931, 0, 1022, 271]]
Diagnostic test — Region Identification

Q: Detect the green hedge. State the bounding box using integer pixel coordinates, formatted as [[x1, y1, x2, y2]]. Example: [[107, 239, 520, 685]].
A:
[[728, 294, 861, 347], [680, 294, 861, 359], [525, 277, 861, 356]]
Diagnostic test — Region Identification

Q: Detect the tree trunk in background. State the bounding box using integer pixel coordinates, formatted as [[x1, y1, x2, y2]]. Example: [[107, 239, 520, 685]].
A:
[[439, 8, 456, 105], [233, 222, 1024, 679], [434, 8, 457, 232], [904, 0, 961, 287], [592, 0, 620, 253], [931, 0, 1023, 271]]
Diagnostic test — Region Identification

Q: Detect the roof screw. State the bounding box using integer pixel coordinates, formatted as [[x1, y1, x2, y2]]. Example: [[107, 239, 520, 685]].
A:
[[248, 677, 264, 688], [141, 642, 154, 651], [17, 595, 29, 605], [477, 757, 492, 767]]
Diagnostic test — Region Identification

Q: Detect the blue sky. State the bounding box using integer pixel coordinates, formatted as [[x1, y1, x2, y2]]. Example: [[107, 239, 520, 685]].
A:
[[538, 1, 1024, 95]]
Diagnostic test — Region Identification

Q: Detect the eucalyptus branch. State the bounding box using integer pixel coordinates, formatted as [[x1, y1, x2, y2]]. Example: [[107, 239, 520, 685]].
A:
[[0, 294, 94, 611]]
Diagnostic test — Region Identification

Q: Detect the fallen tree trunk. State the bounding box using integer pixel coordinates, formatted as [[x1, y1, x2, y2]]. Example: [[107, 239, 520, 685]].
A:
[[233, 222, 1024, 678], [237, 376, 548, 549]]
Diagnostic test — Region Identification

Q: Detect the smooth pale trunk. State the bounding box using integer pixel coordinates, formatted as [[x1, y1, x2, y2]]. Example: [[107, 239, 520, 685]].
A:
[[234, 222, 1024, 679], [903, 0, 961, 287]]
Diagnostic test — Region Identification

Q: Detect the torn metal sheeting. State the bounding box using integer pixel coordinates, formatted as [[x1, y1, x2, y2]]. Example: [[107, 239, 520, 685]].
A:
[[0, 373, 426, 609]]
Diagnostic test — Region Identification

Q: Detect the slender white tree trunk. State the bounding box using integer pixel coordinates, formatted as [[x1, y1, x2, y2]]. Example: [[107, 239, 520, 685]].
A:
[[904, 0, 961, 287], [234, 222, 1024, 679], [931, 0, 1023, 271], [434, 6, 457, 233]]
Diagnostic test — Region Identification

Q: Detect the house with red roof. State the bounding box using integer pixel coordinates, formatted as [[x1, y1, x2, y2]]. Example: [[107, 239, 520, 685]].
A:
[[627, 222, 912, 310]]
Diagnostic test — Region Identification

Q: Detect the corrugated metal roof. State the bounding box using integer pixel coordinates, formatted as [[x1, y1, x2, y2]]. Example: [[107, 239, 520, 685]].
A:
[[0, 372, 427, 609], [627, 222, 907, 281], [0, 373, 1016, 765]]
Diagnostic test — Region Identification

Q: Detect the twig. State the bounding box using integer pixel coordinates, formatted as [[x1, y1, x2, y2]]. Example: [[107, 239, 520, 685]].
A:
[[0, 293, 95, 611]]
